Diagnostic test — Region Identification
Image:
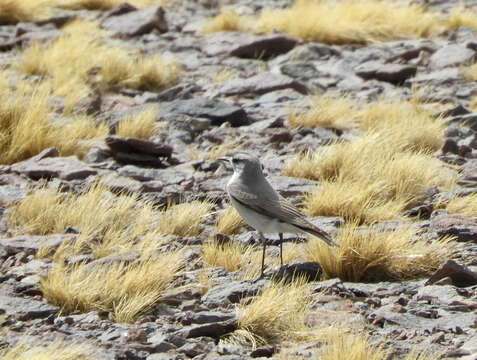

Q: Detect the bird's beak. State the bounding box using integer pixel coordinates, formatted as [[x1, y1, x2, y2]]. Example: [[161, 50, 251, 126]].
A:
[[217, 157, 230, 163]]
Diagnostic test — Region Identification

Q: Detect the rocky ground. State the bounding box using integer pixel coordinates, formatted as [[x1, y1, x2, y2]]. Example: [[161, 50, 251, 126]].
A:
[[1, 0, 477, 359]]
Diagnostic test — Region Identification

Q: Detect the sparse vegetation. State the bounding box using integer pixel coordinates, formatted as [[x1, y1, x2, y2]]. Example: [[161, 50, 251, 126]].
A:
[[284, 95, 455, 224], [202, 240, 254, 272], [41, 253, 182, 323], [157, 201, 213, 237], [18, 20, 180, 113], [288, 95, 358, 130], [318, 331, 387, 360], [285, 132, 455, 223], [0, 341, 91, 360], [446, 193, 477, 216], [0, 0, 50, 24], [305, 223, 455, 281], [461, 63, 477, 81], [0, 81, 108, 164], [231, 280, 312, 346], [288, 96, 445, 153], [8, 184, 211, 258], [116, 108, 158, 139], [214, 205, 244, 234], [202, 10, 244, 33], [204, 1, 477, 44]]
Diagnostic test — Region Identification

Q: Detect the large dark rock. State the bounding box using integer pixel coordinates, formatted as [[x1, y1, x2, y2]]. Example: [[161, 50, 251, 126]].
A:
[[355, 61, 417, 84], [272, 262, 322, 283], [426, 260, 477, 287], [106, 136, 172, 157], [105, 136, 172, 167], [159, 98, 249, 127], [178, 319, 237, 339], [101, 5, 168, 37], [202, 31, 298, 59]]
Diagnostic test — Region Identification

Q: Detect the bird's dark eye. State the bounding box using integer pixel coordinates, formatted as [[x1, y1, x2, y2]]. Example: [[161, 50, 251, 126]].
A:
[[232, 158, 240, 163]]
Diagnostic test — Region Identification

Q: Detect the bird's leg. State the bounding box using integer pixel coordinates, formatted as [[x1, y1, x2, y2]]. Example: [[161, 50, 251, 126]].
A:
[[279, 233, 283, 266], [260, 232, 266, 278]]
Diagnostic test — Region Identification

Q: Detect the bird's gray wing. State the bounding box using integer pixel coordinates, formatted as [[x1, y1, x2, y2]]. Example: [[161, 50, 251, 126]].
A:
[[228, 182, 336, 246]]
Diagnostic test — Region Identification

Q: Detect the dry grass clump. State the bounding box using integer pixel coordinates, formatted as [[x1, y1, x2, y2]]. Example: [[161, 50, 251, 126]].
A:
[[445, 193, 477, 216], [41, 253, 182, 323], [9, 184, 212, 258], [288, 96, 358, 130], [204, 0, 442, 44], [0, 0, 50, 24], [202, 240, 254, 272], [214, 205, 244, 234], [8, 184, 159, 258], [461, 63, 477, 81], [231, 280, 312, 346], [116, 108, 158, 139], [0, 341, 91, 360], [202, 10, 243, 33], [289, 96, 444, 153], [18, 20, 180, 112], [284, 129, 455, 223], [305, 223, 455, 281], [285, 131, 455, 223], [157, 200, 213, 237], [317, 331, 386, 360], [0, 81, 107, 164], [444, 6, 477, 30]]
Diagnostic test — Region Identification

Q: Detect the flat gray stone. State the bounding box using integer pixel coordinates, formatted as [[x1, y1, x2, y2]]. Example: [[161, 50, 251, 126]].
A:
[[429, 44, 476, 68], [219, 73, 308, 96], [11, 156, 97, 180], [0, 295, 58, 320], [101, 5, 168, 37]]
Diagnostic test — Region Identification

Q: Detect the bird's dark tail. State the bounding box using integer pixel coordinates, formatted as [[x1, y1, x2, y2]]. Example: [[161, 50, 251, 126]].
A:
[[298, 224, 338, 247]]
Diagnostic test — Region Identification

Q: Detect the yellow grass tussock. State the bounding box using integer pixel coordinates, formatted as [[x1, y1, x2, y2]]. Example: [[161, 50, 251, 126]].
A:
[[284, 130, 455, 223], [204, 0, 442, 44], [231, 280, 313, 346], [305, 223, 455, 281], [0, 0, 50, 24], [202, 10, 243, 33], [8, 184, 165, 259], [116, 108, 158, 139], [157, 200, 213, 237], [288, 96, 445, 153], [202, 240, 254, 272], [0, 340, 91, 360], [18, 20, 180, 113], [0, 81, 107, 164], [214, 205, 244, 235], [318, 331, 386, 360], [461, 63, 477, 81], [288, 95, 358, 130], [446, 193, 477, 216], [41, 253, 182, 323], [444, 6, 477, 30]]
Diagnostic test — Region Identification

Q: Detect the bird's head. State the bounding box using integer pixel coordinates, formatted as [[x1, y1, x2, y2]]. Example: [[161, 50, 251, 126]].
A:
[[218, 152, 264, 175]]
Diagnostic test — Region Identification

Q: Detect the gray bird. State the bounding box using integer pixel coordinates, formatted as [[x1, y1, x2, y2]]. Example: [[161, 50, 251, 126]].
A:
[[218, 152, 337, 278]]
